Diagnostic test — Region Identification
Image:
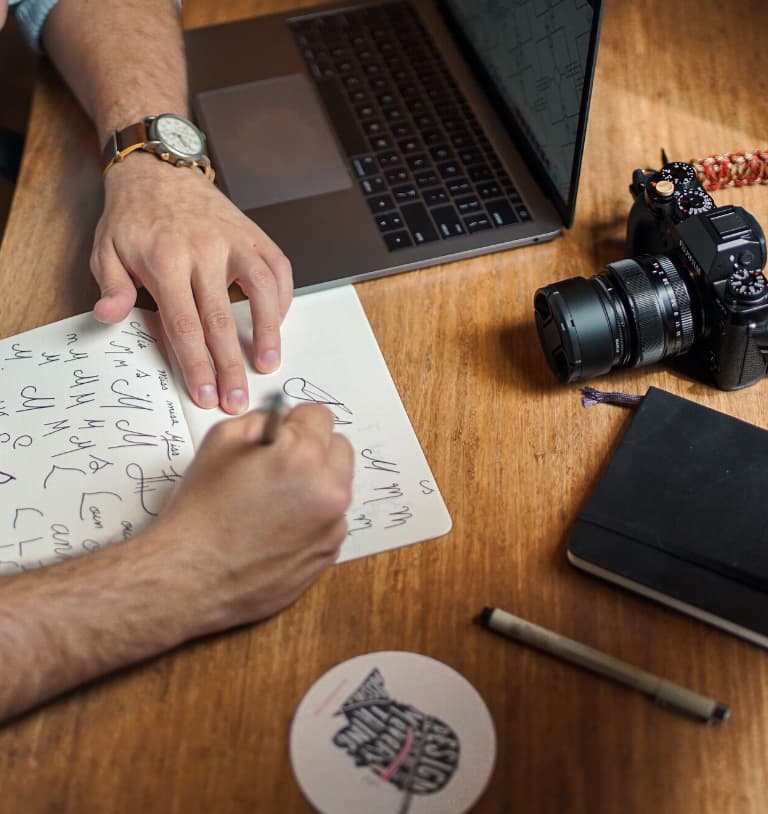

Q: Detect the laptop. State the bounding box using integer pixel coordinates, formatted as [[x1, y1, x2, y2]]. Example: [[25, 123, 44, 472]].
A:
[[185, 0, 603, 292]]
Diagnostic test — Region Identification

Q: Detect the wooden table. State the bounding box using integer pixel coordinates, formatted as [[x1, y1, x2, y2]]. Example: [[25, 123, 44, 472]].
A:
[[2, 1, 767, 811]]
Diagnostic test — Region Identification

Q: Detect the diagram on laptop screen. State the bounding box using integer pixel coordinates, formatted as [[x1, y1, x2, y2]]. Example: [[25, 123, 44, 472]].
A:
[[447, 0, 595, 204]]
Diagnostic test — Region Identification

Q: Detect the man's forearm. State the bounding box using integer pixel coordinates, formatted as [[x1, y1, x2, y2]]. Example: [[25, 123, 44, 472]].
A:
[[41, 0, 188, 143], [0, 526, 200, 724]]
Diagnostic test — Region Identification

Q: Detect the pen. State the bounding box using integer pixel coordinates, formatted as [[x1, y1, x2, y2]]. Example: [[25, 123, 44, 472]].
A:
[[260, 391, 285, 445], [479, 606, 730, 725]]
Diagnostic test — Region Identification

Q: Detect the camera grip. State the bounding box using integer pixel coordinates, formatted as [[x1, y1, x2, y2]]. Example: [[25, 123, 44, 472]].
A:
[[708, 323, 768, 390]]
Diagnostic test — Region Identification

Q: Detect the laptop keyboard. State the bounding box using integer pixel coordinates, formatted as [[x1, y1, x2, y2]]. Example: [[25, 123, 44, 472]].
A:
[[290, 2, 531, 251]]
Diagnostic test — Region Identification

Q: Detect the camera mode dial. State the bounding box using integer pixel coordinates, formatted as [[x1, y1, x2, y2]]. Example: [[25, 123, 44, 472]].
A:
[[659, 161, 698, 189], [675, 187, 715, 218], [727, 268, 768, 301]]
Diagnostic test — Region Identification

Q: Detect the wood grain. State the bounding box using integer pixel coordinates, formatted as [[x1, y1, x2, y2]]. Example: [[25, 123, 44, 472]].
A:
[[1, 1, 768, 812]]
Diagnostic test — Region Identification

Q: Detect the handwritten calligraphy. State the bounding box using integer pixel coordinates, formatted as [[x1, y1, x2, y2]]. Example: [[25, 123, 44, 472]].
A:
[[125, 463, 183, 517], [16, 385, 56, 412], [283, 377, 354, 425], [0, 308, 198, 571], [101, 379, 154, 411]]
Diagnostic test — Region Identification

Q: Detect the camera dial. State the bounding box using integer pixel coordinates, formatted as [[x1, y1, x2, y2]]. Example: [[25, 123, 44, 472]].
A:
[[675, 187, 716, 217], [727, 268, 768, 302], [659, 161, 698, 189]]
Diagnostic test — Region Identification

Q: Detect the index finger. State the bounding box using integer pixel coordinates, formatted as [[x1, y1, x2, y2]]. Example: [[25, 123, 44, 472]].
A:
[[281, 402, 337, 443]]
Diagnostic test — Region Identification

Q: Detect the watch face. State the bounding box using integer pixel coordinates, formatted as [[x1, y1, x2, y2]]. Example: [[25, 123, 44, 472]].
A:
[[154, 114, 204, 158]]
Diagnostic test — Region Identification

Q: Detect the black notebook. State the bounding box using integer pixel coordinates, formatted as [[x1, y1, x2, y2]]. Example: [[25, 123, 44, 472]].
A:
[[567, 386, 768, 648]]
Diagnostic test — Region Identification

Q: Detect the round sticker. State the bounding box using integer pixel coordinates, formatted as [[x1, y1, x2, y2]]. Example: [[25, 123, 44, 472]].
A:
[[289, 651, 496, 813]]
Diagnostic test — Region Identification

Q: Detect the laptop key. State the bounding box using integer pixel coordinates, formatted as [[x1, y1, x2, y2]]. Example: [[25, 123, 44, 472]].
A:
[[385, 167, 409, 185], [414, 114, 436, 129], [515, 205, 532, 221], [390, 122, 414, 139], [376, 212, 404, 232], [476, 181, 502, 199], [398, 138, 422, 154], [414, 169, 439, 188], [383, 230, 413, 250], [383, 107, 405, 122], [343, 74, 362, 90], [485, 199, 519, 226], [464, 214, 493, 233], [458, 147, 483, 165], [370, 134, 391, 151], [351, 155, 378, 178], [429, 144, 453, 162], [469, 165, 494, 183], [393, 184, 418, 203], [400, 202, 439, 244], [424, 187, 448, 206], [455, 195, 481, 215], [368, 194, 396, 213], [368, 77, 390, 92], [421, 128, 444, 146], [377, 150, 403, 168], [360, 175, 386, 196], [364, 120, 386, 137], [437, 161, 462, 179], [446, 178, 472, 197], [407, 154, 431, 172], [430, 205, 465, 238], [450, 131, 474, 149]]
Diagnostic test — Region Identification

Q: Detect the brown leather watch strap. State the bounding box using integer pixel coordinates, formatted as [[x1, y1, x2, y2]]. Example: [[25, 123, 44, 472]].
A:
[[102, 121, 150, 170]]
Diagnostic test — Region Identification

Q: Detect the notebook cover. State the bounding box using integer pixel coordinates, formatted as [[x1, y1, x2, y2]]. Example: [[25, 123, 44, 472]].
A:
[[567, 386, 768, 645]]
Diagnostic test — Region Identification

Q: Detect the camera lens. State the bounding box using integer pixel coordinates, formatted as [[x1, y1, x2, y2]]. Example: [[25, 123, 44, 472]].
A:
[[534, 255, 696, 382]]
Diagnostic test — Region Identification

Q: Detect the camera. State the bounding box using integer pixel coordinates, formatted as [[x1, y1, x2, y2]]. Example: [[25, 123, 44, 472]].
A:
[[534, 160, 768, 390]]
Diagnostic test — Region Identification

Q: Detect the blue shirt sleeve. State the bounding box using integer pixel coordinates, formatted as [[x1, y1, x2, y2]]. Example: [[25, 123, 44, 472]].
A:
[[9, 0, 183, 52], [9, 0, 61, 51]]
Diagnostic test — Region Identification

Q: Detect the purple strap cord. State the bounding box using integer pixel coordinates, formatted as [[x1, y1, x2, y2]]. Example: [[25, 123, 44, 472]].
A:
[[581, 386, 645, 408]]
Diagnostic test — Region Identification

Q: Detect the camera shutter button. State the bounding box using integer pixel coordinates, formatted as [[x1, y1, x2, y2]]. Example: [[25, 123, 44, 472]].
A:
[[654, 180, 675, 197]]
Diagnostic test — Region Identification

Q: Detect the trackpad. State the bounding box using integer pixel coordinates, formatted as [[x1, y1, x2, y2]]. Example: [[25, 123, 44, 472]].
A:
[[195, 74, 352, 210]]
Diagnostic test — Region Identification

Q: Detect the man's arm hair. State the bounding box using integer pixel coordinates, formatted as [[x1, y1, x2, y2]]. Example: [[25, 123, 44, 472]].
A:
[[0, 524, 196, 724], [41, 0, 188, 143]]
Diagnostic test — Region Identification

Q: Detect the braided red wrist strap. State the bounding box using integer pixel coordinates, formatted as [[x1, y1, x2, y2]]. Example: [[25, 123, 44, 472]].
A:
[[689, 149, 768, 191]]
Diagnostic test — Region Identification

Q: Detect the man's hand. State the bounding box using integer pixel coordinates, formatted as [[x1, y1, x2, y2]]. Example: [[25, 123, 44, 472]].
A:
[[91, 153, 293, 414], [155, 402, 355, 630]]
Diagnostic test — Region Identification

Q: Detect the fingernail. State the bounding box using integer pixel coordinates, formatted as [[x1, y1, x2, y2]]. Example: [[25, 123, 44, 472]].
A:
[[198, 384, 219, 409], [227, 388, 249, 414], [259, 350, 280, 371]]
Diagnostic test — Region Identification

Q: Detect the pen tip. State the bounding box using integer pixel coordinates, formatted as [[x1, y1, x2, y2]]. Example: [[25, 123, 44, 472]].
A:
[[712, 704, 730, 723], [478, 607, 494, 626], [266, 391, 284, 409]]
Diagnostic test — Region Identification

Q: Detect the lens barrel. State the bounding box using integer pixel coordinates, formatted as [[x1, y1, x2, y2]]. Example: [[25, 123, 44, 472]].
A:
[[534, 254, 696, 382]]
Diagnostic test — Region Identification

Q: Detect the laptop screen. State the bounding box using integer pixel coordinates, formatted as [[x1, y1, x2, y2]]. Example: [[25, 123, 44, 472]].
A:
[[440, 0, 603, 227]]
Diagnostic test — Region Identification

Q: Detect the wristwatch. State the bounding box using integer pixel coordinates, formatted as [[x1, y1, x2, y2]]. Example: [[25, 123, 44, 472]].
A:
[[102, 114, 215, 181]]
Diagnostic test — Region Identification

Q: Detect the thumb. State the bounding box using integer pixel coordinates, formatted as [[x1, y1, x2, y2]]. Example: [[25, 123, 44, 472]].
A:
[[91, 246, 138, 324]]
